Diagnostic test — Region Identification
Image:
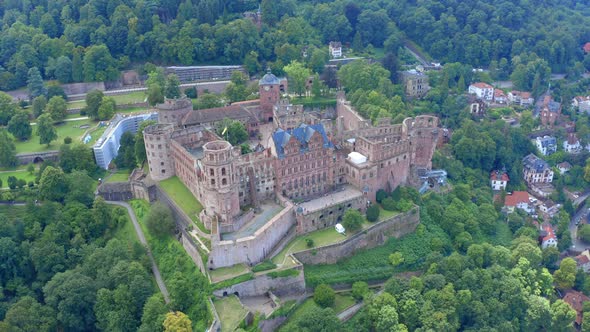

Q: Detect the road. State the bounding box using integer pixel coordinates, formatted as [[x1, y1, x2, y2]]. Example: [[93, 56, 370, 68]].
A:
[[107, 201, 171, 304], [569, 192, 590, 252]]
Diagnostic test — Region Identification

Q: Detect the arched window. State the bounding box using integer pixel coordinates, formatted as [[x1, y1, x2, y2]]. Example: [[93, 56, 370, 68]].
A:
[[222, 178, 227, 185], [221, 168, 226, 176], [211, 179, 215, 185], [210, 169, 214, 176]]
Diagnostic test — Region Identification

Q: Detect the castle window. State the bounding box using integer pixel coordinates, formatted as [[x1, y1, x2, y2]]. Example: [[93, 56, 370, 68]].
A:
[[221, 168, 226, 176], [222, 178, 227, 185], [161, 162, 164, 166], [210, 169, 214, 176], [211, 179, 215, 185], [161, 169, 166, 174]]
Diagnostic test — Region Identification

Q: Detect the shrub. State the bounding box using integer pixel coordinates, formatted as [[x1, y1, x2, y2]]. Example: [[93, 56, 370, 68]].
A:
[[366, 204, 380, 222], [145, 202, 175, 237], [252, 260, 277, 272], [313, 284, 335, 308], [343, 209, 364, 232], [64, 136, 72, 144], [382, 197, 396, 211], [268, 269, 299, 279], [351, 281, 369, 301], [376, 189, 388, 203], [306, 238, 315, 248], [211, 273, 254, 291]]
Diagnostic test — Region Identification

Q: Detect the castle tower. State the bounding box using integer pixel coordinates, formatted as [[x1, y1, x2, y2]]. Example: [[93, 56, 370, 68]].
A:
[[143, 123, 175, 181], [404, 115, 439, 172], [156, 97, 193, 127], [201, 140, 240, 224], [259, 68, 281, 111]]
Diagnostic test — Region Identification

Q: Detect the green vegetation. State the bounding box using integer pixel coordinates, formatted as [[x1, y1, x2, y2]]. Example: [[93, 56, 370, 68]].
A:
[[159, 176, 209, 234], [105, 169, 131, 183], [252, 260, 277, 273], [129, 199, 211, 330], [0, 170, 35, 188], [209, 264, 250, 283], [268, 269, 300, 279], [271, 227, 347, 267], [15, 118, 94, 153], [211, 273, 255, 291], [333, 292, 356, 313], [68, 91, 147, 110], [213, 295, 249, 332]]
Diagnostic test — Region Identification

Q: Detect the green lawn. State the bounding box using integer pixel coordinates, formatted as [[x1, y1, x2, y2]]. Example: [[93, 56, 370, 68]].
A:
[[213, 295, 249, 332], [106, 169, 132, 183], [209, 264, 250, 283], [159, 176, 208, 233], [0, 170, 36, 188], [333, 292, 356, 313], [67, 91, 147, 110], [16, 118, 95, 153], [378, 207, 399, 221], [86, 124, 107, 145], [271, 227, 348, 267]]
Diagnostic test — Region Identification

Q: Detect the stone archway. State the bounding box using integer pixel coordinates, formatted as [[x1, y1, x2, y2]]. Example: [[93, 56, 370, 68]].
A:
[[33, 156, 44, 163]]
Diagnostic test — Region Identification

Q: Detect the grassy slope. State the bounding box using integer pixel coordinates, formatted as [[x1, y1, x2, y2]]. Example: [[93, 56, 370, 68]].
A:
[[213, 295, 249, 332], [16, 118, 95, 153], [159, 176, 208, 233]]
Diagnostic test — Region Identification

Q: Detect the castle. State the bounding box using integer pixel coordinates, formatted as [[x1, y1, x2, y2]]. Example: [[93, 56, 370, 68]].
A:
[[143, 70, 439, 269]]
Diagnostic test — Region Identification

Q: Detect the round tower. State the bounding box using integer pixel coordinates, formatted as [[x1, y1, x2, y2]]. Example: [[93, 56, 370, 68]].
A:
[[201, 140, 240, 223], [144, 123, 175, 181], [156, 97, 193, 127], [259, 68, 281, 111]]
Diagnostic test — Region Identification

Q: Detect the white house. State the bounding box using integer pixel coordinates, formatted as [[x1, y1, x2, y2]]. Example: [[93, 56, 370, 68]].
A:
[[541, 224, 558, 249], [504, 191, 533, 214], [572, 96, 590, 113], [534, 136, 557, 156], [329, 41, 342, 59], [558, 161, 572, 174], [563, 133, 581, 153], [468, 82, 494, 101], [508, 91, 534, 106], [494, 89, 507, 104], [490, 170, 509, 190]]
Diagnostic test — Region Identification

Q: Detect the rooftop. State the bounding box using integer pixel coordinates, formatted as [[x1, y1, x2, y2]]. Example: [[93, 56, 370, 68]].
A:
[[563, 290, 590, 325], [297, 185, 364, 213], [471, 82, 494, 89], [259, 68, 281, 85], [504, 191, 529, 207], [523, 154, 551, 172], [272, 123, 333, 159], [221, 202, 284, 240]]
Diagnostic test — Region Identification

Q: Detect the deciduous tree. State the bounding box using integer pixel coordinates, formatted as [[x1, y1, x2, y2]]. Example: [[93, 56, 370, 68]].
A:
[[313, 284, 335, 308], [0, 129, 18, 167], [36, 113, 57, 146], [46, 96, 67, 122], [7, 110, 31, 141]]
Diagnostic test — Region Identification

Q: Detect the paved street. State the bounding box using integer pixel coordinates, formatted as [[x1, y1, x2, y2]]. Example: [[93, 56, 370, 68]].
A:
[[570, 200, 590, 252], [107, 201, 171, 303]]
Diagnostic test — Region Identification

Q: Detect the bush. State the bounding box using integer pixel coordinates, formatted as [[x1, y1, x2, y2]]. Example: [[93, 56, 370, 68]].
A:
[[343, 209, 364, 232], [306, 238, 315, 248], [145, 202, 175, 237], [184, 86, 197, 98], [351, 281, 369, 301], [211, 273, 254, 291], [579, 224, 590, 243], [268, 269, 299, 279], [64, 136, 72, 144], [313, 284, 335, 308], [366, 204, 380, 222], [252, 260, 277, 272], [382, 197, 396, 211], [376, 189, 388, 203]]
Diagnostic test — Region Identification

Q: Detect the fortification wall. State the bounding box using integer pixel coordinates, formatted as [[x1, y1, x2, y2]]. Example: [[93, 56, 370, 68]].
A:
[[97, 182, 133, 201], [16, 151, 59, 165], [180, 232, 207, 275], [212, 265, 305, 297], [336, 99, 368, 132], [293, 207, 420, 265], [208, 203, 296, 269]]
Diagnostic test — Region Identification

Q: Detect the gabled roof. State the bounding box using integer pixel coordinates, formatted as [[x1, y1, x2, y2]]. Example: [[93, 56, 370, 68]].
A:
[[567, 133, 580, 145], [558, 161, 572, 169], [504, 191, 529, 207], [490, 170, 509, 182], [523, 154, 551, 172], [584, 42, 590, 53], [272, 123, 333, 159], [542, 225, 556, 242], [563, 290, 590, 325], [494, 89, 506, 97], [471, 82, 494, 89]]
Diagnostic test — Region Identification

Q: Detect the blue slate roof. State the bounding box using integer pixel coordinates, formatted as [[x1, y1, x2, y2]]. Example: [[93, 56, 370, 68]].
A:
[[272, 123, 333, 159], [523, 154, 550, 172], [537, 136, 556, 148], [259, 68, 281, 85]]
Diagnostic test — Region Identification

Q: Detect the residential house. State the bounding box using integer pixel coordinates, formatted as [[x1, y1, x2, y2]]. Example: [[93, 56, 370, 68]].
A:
[[557, 161, 572, 174], [494, 89, 507, 104], [575, 250, 590, 273], [540, 95, 561, 127], [523, 154, 554, 185], [508, 91, 534, 106], [467, 95, 486, 115], [400, 70, 430, 98], [563, 290, 590, 327], [541, 224, 558, 249], [504, 191, 532, 214], [490, 170, 509, 190], [572, 96, 590, 113], [468, 82, 494, 101], [534, 136, 557, 156], [564, 133, 581, 153], [329, 41, 342, 59], [530, 183, 555, 198]]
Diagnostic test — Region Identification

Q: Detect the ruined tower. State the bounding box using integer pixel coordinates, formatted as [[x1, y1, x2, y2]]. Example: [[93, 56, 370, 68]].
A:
[[143, 123, 175, 181]]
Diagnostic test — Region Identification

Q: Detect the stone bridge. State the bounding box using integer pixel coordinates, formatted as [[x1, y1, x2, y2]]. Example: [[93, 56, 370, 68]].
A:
[[16, 150, 60, 165]]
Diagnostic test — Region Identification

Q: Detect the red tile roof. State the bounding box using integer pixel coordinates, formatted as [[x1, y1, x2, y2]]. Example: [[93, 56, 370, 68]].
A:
[[542, 225, 556, 242], [504, 191, 529, 207], [490, 170, 509, 182], [494, 89, 506, 97], [558, 162, 572, 169], [472, 82, 493, 89], [576, 255, 590, 265], [563, 290, 590, 325], [567, 133, 579, 145], [584, 42, 590, 53]]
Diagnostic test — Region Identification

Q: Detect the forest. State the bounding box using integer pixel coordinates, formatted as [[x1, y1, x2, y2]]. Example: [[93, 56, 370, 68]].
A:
[[2, 0, 590, 91]]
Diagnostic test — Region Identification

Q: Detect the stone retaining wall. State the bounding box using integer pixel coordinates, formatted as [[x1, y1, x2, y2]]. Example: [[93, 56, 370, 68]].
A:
[[16, 151, 60, 165], [212, 264, 306, 298], [293, 207, 420, 265]]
